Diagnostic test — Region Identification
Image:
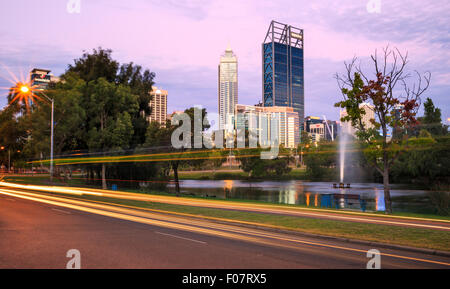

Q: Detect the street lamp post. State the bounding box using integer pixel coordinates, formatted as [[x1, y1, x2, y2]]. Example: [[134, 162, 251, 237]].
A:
[[49, 97, 54, 182], [18, 84, 54, 182]]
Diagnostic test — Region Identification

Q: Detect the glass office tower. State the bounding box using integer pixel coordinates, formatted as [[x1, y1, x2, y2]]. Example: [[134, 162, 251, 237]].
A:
[[262, 21, 304, 132]]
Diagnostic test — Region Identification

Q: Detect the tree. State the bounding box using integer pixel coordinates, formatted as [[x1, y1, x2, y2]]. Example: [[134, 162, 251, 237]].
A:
[[68, 47, 119, 83], [237, 147, 292, 178], [67, 47, 155, 149], [419, 98, 448, 136], [0, 104, 28, 170], [23, 73, 87, 167], [144, 107, 211, 195], [335, 46, 431, 214], [85, 78, 139, 189], [65, 48, 155, 187], [117, 62, 155, 147], [303, 141, 337, 179]]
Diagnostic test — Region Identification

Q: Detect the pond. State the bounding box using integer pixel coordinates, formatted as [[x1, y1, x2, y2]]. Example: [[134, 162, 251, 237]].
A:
[[167, 179, 441, 213]]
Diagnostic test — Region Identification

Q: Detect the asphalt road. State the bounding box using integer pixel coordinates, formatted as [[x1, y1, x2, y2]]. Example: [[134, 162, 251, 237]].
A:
[[1, 190, 449, 269]]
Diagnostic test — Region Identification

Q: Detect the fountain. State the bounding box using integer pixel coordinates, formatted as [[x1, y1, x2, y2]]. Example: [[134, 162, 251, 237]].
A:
[[333, 131, 351, 189]]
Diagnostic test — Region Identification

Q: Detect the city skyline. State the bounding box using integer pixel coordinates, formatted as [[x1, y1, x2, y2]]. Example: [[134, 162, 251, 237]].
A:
[[0, 1, 449, 271], [0, 0, 449, 123]]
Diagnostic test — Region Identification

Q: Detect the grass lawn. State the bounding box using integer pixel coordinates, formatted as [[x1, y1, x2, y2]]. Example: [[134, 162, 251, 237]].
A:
[[177, 168, 310, 180]]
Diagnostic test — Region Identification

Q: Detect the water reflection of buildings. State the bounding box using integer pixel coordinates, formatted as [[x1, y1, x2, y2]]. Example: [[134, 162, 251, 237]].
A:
[[278, 181, 303, 204], [223, 180, 234, 199], [375, 188, 385, 211], [278, 189, 297, 204], [305, 193, 319, 207]]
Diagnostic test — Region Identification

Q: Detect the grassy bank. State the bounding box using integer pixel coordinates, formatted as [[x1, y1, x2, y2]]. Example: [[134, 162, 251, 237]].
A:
[[177, 168, 311, 180]]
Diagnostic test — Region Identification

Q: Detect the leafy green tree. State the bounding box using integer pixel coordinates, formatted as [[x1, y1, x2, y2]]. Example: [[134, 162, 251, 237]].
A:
[[335, 47, 430, 213], [85, 78, 139, 188], [237, 147, 292, 178], [0, 105, 28, 170], [391, 132, 450, 187], [143, 107, 211, 195], [418, 98, 448, 136], [117, 62, 155, 146], [67, 47, 155, 149], [207, 149, 228, 172], [64, 48, 155, 187], [23, 73, 87, 165], [303, 141, 337, 179], [68, 47, 119, 83]]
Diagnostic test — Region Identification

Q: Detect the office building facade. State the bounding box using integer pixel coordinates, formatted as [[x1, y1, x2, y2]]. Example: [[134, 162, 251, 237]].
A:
[[30, 68, 60, 90], [262, 21, 304, 133], [304, 116, 339, 142], [340, 103, 375, 137], [218, 46, 238, 131], [235, 104, 300, 148]]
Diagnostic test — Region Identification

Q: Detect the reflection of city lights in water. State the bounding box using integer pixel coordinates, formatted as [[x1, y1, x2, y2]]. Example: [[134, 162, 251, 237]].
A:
[[223, 180, 233, 191], [278, 189, 297, 205], [223, 180, 234, 199], [375, 188, 385, 211]]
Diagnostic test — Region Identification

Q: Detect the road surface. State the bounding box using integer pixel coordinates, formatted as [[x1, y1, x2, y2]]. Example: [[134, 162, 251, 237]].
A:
[[0, 188, 449, 269]]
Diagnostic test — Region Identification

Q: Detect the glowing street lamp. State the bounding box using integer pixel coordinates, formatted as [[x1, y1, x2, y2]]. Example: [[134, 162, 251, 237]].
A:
[[20, 85, 30, 93]]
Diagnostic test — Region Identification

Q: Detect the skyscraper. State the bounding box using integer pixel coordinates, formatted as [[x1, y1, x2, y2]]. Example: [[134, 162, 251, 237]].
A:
[[262, 21, 304, 133], [218, 46, 238, 131], [148, 87, 168, 126]]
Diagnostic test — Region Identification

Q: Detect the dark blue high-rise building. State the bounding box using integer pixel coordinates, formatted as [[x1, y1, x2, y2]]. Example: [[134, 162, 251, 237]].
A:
[[262, 21, 304, 131]]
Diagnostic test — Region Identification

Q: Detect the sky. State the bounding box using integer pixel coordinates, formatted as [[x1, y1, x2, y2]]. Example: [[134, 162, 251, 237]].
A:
[[0, 0, 449, 123]]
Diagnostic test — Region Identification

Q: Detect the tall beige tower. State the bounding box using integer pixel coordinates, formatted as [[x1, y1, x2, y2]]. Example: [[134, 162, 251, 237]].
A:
[[218, 46, 238, 131], [148, 87, 168, 126]]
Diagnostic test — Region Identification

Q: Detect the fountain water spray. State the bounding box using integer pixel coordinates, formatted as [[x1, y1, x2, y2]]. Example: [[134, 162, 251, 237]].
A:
[[339, 131, 348, 183]]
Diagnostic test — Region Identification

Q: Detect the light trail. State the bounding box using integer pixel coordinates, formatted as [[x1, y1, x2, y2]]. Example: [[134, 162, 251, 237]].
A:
[[27, 138, 450, 166], [1, 181, 449, 230], [1, 187, 449, 267]]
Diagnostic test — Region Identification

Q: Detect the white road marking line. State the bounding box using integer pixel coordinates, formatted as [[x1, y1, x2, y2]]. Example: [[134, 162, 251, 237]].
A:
[[51, 208, 71, 214], [155, 231, 207, 245]]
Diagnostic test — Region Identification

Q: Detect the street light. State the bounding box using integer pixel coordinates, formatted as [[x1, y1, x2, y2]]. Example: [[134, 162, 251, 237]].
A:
[[20, 86, 30, 93], [16, 84, 54, 182]]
